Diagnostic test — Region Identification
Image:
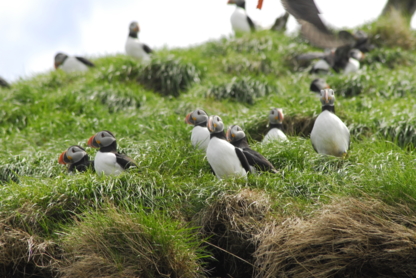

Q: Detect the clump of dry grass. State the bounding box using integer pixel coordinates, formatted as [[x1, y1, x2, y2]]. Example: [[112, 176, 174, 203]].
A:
[[254, 198, 416, 278], [195, 189, 271, 277], [0, 223, 60, 278], [59, 206, 204, 278], [368, 9, 416, 50]]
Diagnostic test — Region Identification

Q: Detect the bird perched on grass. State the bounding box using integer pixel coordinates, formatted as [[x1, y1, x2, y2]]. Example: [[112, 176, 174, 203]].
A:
[[54, 52, 95, 73], [185, 109, 210, 151], [206, 115, 251, 179], [226, 125, 278, 173], [263, 108, 288, 143], [125, 21, 152, 62], [310, 89, 350, 157], [58, 145, 94, 173], [87, 130, 136, 175], [227, 0, 256, 33]]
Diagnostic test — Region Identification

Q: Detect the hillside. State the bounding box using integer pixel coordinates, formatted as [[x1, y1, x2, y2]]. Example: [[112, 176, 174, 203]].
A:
[[1, 29, 416, 277]]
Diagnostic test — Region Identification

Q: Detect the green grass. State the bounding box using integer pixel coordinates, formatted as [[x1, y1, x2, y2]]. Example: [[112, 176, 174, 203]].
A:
[[1, 29, 416, 277]]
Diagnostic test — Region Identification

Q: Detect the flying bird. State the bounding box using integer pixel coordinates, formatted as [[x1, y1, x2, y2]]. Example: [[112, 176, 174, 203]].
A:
[[58, 145, 94, 173]]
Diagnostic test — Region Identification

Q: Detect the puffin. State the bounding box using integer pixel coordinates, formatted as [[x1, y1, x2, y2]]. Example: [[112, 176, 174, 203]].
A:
[[0, 76, 10, 88], [310, 78, 330, 94], [54, 52, 95, 73], [185, 109, 210, 151], [262, 108, 288, 143], [226, 125, 278, 173], [87, 130, 136, 175], [125, 21, 152, 61], [206, 115, 251, 180], [227, 0, 256, 33], [58, 145, 94, 173], [310, 89, 350, 157]]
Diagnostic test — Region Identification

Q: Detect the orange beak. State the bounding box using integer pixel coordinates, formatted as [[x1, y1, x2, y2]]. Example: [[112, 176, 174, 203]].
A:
[[54, 62, 59, 69], [207, 117, 213, 132], [87, 135, 97, 148], [58, 151, 67, 164], [185, 112, 193, 125], [227, 0, 235, 3], [225, 127, 232, 142], [257, 0, 264, 9], [277, 109, 284, 122]]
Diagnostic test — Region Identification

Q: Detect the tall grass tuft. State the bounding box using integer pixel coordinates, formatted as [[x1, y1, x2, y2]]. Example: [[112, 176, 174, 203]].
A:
[[206, 77, 275, 105], [137, 56, 201, 97]]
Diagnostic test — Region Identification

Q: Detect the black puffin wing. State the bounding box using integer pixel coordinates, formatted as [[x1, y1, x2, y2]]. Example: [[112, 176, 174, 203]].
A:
[[244, 148, 276, 173], [235, 148, 251, 173], [115, 153, 136, 169], [75, 56, 95, 67], [142, 44, 153, 54], [246, 15, 256, 32]]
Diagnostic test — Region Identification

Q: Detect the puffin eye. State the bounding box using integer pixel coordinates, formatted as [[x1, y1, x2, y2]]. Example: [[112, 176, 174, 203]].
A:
[[197, 111, 200, 115], [271, 110, 274, 114], [216, 117, 220, 122]]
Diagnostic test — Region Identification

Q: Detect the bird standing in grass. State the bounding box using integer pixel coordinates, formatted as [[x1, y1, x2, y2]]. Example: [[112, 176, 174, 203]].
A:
[[125, 21, 152, 62], [54, 52, 95, 73], [88, 130, 136, 175], [310, 78, 330, 94], [227, 0, 256, 33], [310, 89, 350, 157], [185, 109, 210, 151], [58, 145, 94, 173], [263, 108, 288, 143], [226, 125, 278, 173], [206, 115, 251, 179]]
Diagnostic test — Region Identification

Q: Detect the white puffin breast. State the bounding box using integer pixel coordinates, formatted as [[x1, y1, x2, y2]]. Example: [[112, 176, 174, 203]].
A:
[[344, 58, 360, 74], [94, 151, 124, 175], [230, 7, 251, 33], [191, 126, 210, 151], [310, 110, 350, 157], [206, 137, 247, 180], [125, 37, 150, 61], [263, 128, 288, 144], [60, 57, 89, 73]]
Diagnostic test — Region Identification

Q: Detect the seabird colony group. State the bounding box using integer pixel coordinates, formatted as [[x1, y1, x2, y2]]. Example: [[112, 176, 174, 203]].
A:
[[55, 0, 360, 177]]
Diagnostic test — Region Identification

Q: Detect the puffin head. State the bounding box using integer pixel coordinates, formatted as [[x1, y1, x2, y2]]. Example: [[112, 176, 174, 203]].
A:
[[320, 89, 335, 106], [226, 124, 246, 143], [349, 48, 364, 61], [185, 109, 208, 126], [207, 115, 225, 134], [54, 52, 68, 69], [59, 145, 88, 165], [227, 0, 245, 8], [310, 78, 330, 94], [88, 130, 116, 149], [269, 108, 284, 125], [129, 21, 140, 33]]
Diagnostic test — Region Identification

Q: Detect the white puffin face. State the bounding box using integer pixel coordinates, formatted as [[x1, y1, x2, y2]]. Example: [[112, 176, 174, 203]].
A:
[[207, 115, 224, 133], [185, 109, 208, 126], [88, 130, 116, 148], [269, 108, 284, 124], [66, 145, 87, 163], [226, 125, 246, 142], [320, 89, 335, 106], [129, 21, 139, 33]]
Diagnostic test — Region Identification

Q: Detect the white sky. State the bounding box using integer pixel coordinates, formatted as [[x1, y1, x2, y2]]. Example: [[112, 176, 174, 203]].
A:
[[1, 0, 413, 82]]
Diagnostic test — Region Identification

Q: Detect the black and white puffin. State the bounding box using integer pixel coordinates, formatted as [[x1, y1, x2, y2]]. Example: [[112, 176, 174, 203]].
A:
[[0, 76, 10, 88], [87, 130, 136, 175], [227, 0, 256, 33], [226, 125, 278, 173], [310, 78, 330, 94], [310, 89, 350, 157], [54, 52, 95, 73], [58, 145, 94, 173], [206, 115, 251, 179], [125, 21, 152, 62], [262, 108, 288, 143], [185, 109, 210, 151]]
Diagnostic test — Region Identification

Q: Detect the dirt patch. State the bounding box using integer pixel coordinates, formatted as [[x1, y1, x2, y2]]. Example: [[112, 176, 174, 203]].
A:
[[254, 198, 416, 278]]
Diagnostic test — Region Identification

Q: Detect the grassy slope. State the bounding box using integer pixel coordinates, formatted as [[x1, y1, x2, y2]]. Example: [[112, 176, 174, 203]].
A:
[[1, 30, 416, 276]]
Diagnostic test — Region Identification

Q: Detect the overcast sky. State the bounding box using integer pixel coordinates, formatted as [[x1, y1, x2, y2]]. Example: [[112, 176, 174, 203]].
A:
[[1, 0, 412, 82]]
